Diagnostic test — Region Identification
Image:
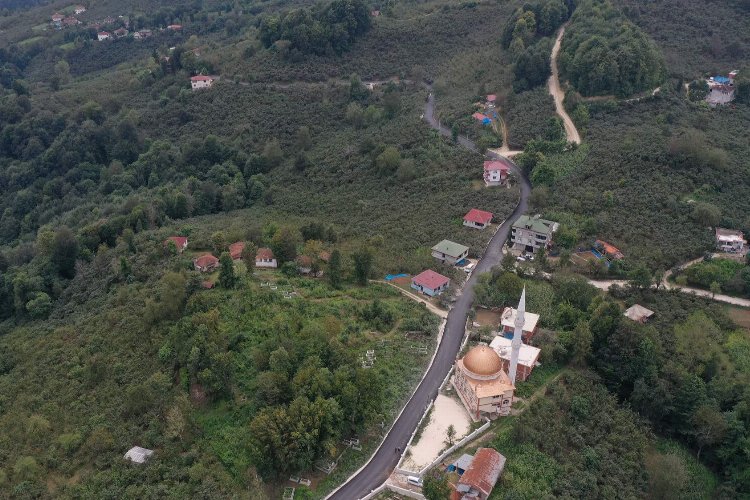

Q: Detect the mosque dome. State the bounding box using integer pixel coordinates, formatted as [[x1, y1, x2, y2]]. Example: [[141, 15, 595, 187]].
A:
[[462, 345, 503, 378]]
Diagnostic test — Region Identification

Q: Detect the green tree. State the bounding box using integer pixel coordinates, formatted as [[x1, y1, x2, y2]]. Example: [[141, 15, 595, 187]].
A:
[[218, 252, 236, 288], [691, 202, 721, 227], [263, 139, 283, 167], [13, 456, 40, 482], [375, 146, 401, 175], [242, 242, 258, 272], [352, 247, 373, 286], [26, 292, 52, 319], [51, 226, 79, 278], [328, 249, 342, 289], [570, 321, 593, 366], [423, 470, 451, 500], [211, 231, 226, 254], [709, 280, 721, 298], [445, 424, 456, 447], [629, 265, 653, 290], [271, 227, 301, 263], [691, 405, 727, 460], [295, 126, 312, 150]]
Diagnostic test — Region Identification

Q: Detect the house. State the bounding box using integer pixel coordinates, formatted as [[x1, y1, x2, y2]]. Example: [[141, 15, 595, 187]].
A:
[[74, 5, 87, 15], [51, 13, 65, 24], [452, 345, 515, 421], [483, 160, 510, 187], [103, 16, 115, 25], [499, 306, 540, 342], [296, 255, 313, 274], [431, 240, 469, 265], [193, 254, 219, 273], [486, 94, 497, 106], [256, 247, 277, 268], [191, 75, 216, 90], [371, 10, 380, 16], [490, 336, 541, 382], [62, 16, 80, 27], [229, 242, 245, 261], [97, 31, 111, 41], [447, 453, 474, 475], [463, 209, 493, 229], [164, 236, 188, 253], [593, 240, 624, 260], [124, 446, 154, 464], [624, 304, 655, 323], [113, 27, 129, 37], [472, 112, 491, 125], [133, 29, 152, 40], [729, 70, 739, 81], [511, 214, 558, 253], [167, 24, 183, 30], [411, 269, 451, 297], [455, 448, 506, 500], [715, 228, 746, 253]]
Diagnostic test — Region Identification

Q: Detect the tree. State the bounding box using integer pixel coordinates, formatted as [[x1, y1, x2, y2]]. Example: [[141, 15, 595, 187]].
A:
[[295, 126, 312, 150], [645, 453, 687, 500], [628, 265, 653, 290], [691, 405, 727, 460], [570, 321, 593, 366], [263, 139, 283, 167], [242, 242, 258, 272], [445, 424, 456, 447], [218, 252, 237, 288], [422, 470, 451, 500], [352, 247, 373, 286], [328, 249, 342, 288], [709, 280, 721, 298], [26, 292, 52, 319], [271, 227, 301, 263], [51, 226, 79, 278], [691, 202, 721, 227], [375, 146, 401, 175], [211, 231, 226, 255]]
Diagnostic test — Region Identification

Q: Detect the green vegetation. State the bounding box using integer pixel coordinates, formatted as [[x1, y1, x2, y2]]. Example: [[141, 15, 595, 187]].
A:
[[504, 87, 557, 149], [678, 257, 750, 297], [559, 0, 665, 97]]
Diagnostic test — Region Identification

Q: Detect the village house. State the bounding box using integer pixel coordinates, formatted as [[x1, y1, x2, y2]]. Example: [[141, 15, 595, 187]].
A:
[[124, 446, 154, 464], [452, 345, 515, 421], [624, 304, 655, 324], [453, 448, 506, 500], [133, 29, 152, 40], [593, 239, 624, 261], [716, 228, 746, 253], [255, 247, 277, 268], [113, 27, 129, 38], [490, 336, 541, 382], [296, 255, 313, 274], [511, 214, 558, 254], [194, 254, 219, 272], [229, 242, 245, 260], [486, 94, 497, 107], [499, 306, 540, 342], [483, 160, 509, 187], [97, 31, 111, 41], [706, 71, 739, 106], [164, 236, 188, 253], [51, 13, 65, 25], [191, 75, 216, 90], [431, 239, 469, 265], [62, 16, 81, 27], [74, 5, 87, 15], [472, 112, 491, 125], [167, 24, 183, 31], [463, 208, 493, 230], [411, 269, 450, 297]]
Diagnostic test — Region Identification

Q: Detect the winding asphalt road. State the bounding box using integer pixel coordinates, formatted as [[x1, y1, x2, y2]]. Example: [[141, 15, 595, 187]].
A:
[[327, 90, 531, 500]]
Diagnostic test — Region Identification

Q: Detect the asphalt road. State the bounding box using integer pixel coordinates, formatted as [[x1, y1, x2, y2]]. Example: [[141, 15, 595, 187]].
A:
[[327, 89, 531, 500]]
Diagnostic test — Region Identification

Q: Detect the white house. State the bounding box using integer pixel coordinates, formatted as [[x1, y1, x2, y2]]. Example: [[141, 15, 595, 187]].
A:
[[499, 306, 540, 342], [97, 31, 111, 41], [490, 336, 541, 382], [74, 5, 86, 14], [431, 239, 469, 265], [256, 247, 277, 268], [624, 304, 655, 323], [190, 75, 216, 90], [411, 269, 450, 296], [483, 160, 510, 187], [716, 228, 746, 253], [463, 208, 493, 230], [124, 446, 154, 464], [511, 214, 558, 253]]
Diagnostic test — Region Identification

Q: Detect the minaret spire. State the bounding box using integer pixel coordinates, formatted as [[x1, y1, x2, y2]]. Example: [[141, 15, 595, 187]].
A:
[[509, 287, 525, 385]]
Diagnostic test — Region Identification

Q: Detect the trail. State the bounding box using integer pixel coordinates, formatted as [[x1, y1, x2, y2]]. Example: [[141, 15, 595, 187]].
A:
[[548, 26, 581, 145], [327, 88, 531, 500]]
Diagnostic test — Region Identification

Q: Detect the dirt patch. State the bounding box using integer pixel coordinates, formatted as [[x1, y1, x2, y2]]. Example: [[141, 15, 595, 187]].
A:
[[391, 276, 412, 286], [726, 306, 750, 331], [474, 307, 503, 328]]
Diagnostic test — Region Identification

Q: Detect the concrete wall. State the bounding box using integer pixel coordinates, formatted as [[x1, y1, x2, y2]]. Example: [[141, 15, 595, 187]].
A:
[[418, 420, 492, 476]]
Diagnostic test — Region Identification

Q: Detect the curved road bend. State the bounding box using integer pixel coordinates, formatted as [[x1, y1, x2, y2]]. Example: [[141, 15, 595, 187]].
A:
[[328, 91, 531, 500]]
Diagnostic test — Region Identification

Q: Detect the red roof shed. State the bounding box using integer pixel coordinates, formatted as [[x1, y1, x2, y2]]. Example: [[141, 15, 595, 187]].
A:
[[464, 209, 493, 226], [412, 270, 450, 291]]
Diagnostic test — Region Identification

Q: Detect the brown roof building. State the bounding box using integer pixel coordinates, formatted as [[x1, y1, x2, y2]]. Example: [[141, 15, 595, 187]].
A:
[[455, 448, 506, 499], [452, 345, 515, 422]]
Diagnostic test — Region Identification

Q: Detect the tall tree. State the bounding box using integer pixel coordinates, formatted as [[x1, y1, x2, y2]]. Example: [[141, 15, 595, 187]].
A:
[[218, 252, 236, 288], [51, 226, 79, 278], [352, 247, 373, 286], [328, 249, 342, 289]]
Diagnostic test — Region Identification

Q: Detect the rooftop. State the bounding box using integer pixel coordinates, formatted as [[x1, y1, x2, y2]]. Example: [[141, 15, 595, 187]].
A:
[[194, 254, 219, 267], [462, 344, 503, 378], [191, 75, 215, 81], [490, 336, 541, 367], [256, 247, 274, 260], [464, 208, 493, 225], [229, 242, 245, 260], [512, 214, 557, 234], [432, 239, 469, 258], [483, 159, 510, 172], [458, 448, 506, 497], [500, 307, 540, 333], [456, 358, 514, 398], [412, 269, 450, 290], [716, 227, 745, 241], [124, 446, 154, 464], [623, 304, 654, 322]]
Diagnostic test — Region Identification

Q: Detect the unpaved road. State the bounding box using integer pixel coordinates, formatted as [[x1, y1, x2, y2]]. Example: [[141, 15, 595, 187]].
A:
[[549, 26, 581, 145]]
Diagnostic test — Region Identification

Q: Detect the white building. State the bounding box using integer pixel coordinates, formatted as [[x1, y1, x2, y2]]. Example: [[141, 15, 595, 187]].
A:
[[97, 31, 111, 41], [431, 239, 469, 265], [499, 305, 540, 342], [124, 446, 154, 464], [74, 5, 87, 14], [483, 160, 509, 187], [716, 228, 746, 253], [255, 247, 277, 268], [623, 304, 655, 323], [511, 214, 558, 253], [490, 336, 540, 382], [190, 75, 216, 90]]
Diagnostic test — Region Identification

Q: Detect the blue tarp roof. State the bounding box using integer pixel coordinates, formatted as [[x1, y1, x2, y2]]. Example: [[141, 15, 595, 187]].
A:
[[714, 76, 730, 84]]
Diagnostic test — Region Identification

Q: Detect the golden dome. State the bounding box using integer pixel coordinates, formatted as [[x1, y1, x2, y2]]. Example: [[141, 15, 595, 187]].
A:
[[462, 345, 503, 378]]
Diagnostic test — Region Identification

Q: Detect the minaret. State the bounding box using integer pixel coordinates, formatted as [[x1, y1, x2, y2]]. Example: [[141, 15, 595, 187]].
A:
[[508, 287, 525, 386]]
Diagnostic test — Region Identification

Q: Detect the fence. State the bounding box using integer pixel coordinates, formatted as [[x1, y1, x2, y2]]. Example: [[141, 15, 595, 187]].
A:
[[418, 419, 492, 476], [359, 483, 426, 500]]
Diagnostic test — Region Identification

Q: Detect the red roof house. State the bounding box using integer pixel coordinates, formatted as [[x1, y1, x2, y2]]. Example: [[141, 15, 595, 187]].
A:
[[193, 254, 219, 272], [190, 75, 216, 90], [594, 240, 624, 260], [296, 255, 313, 274], [483, 160, 510, 187], [97, 31, 111, 41], [164, 236, 188, 253], [456, 448, 506, 499], [229, 242, 245, 260], [411, 270, 451, 297], [52, 13, 64, 22], [256, 247, 277, 268], [167, 24, 182, 30], [463, 209, 493, 229], [486, 94, 497, 103], [472, 112, 489, 122]]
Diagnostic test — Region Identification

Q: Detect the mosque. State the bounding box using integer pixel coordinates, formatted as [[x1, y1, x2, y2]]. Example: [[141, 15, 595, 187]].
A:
[[452, 289, 528, 421]]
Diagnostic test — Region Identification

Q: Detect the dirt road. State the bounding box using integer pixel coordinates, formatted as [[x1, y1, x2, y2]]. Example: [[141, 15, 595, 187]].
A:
[[548, 26, 581, 145]]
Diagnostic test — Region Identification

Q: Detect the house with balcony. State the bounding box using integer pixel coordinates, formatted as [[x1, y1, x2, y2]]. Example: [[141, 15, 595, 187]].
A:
[[716, 228, 746, 253], [510, 215, 558, 253], [483, 160, 509, 187], [432, 240, 469, 265]]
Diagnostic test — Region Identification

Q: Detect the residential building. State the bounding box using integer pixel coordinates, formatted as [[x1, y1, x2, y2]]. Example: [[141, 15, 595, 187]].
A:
[[447, 453, 474, 475], [483, 160, 509, 187], [296, 255, 313, 274], [193, 254, 219, 272], [255, 247, 277, 268], [229, 242, 245, 261], [624, 304, 655, 323], [191, 75, 216, 90], [62, 16, 80, 27], [452, 345, 515, 421], [124, 446, 154, 464], [51, 13, 64, 24], [510, 214, 558, 253], [97, 31, 111, 41], [463, 208, 493, 229], [472, 112, 491, 125], [74, 5, 87, 15], [164, 236, 188, 253], [454, 448, 506, 500], [486, 94, 497, 106], [133, 29, 152, 40], [594, 239, 624, 260], [411, 269, 450, 297], [431, 240, 469, 265], [499, 305, 540, 342], [490, 336, 541, 382], [716, 228, 746, 253], [167, 24, 183, 30]]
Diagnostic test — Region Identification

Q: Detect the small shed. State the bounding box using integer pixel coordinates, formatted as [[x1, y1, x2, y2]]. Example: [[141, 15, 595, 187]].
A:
[[624, 304, 654, 323], [447, 453, 474, 475], [124, 446, 154, 464]]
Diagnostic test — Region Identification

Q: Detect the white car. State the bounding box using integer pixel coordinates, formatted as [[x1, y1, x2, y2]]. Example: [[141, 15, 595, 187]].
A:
[[516, 256, 526, 262], [463, 262, 476, 274]]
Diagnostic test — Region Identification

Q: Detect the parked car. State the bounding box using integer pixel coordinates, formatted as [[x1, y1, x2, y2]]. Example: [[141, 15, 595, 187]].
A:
[[463, 262, 476, 274]]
